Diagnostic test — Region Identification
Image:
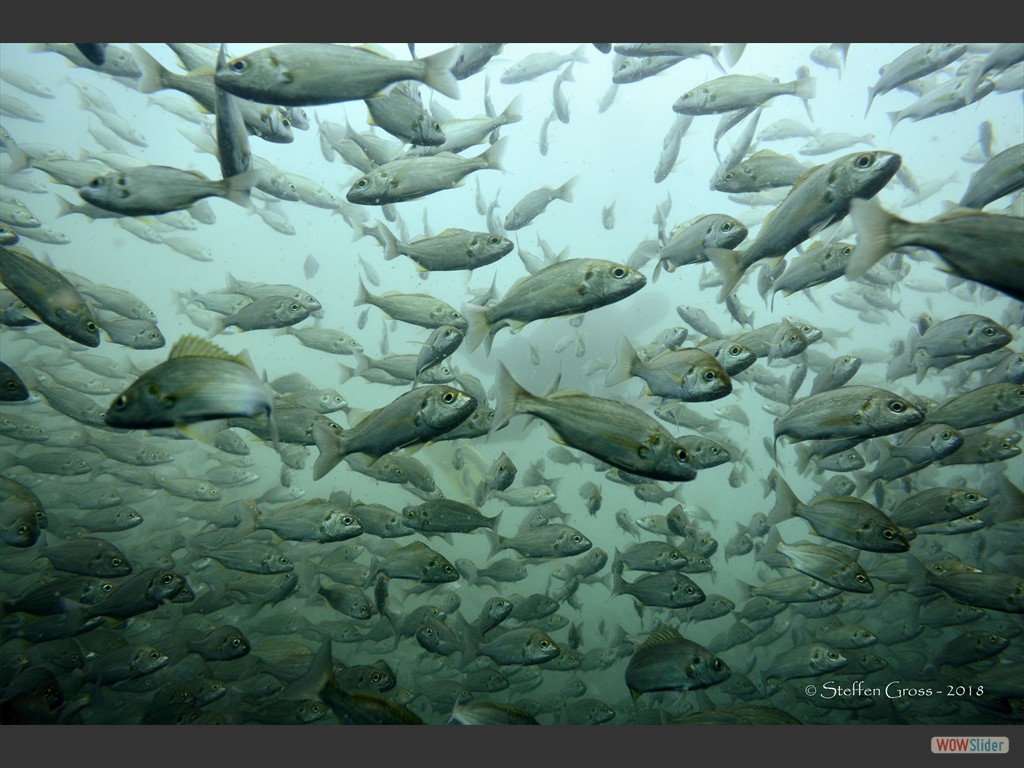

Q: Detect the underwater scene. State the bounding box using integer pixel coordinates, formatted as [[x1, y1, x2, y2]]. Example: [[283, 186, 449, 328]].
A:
[[0, 42, 1022, 727]]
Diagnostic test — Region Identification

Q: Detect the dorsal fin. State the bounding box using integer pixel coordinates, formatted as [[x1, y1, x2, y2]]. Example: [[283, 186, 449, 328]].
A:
[[637, 624, 682, 651], [169, 335, 254, 371]]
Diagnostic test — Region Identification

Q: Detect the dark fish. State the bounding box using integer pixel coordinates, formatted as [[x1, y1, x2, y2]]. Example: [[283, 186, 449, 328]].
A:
[[625, 625, 730, 700]]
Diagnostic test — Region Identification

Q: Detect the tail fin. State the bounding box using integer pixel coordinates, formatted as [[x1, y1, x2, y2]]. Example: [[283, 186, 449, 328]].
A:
[[377, 222, 400, 261], [420, 45, 460, 100], [845, 198, 899, 280], [311, 420, 345, 481], [461, 302, 493, 353], [706, 247, 745, 302], [604, 336, 638, 387], [132, 44, 169, 94]]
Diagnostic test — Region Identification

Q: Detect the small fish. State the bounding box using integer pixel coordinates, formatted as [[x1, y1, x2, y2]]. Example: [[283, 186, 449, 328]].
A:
[[462, 259, 646, 354], [504, 177, 579, 231], [312, 384, 477, 480], [378, 223, 513, 272]]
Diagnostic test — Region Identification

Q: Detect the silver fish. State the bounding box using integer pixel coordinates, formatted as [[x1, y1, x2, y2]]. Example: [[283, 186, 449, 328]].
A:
[[311, 384, 476, 479], [625, 625, 730, 699], [215, 43, 460, 106], [105, 335, 274, 430]]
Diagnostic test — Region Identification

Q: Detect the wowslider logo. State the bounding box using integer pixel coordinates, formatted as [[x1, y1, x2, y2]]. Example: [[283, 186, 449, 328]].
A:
[[932, 737, 1009, 754]]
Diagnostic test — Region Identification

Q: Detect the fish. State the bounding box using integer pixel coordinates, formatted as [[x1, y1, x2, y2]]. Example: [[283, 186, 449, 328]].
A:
[[674, 71, 816, 117], [378, 223, 513, 272], [707, 150, 901, 300], [774, 384, 925, 450], [0, 245, 100, 346], [625, 625, 730, 699], [504, 177, 579, 231], [311, 384, 477, 479], [493, 363, 696, 482], [346, 137, 506, 205], [370, 541, 458, 584], [462, 258, 646, 353], [865, 43, 968, 115], [79, 165, 256, 216], [845, 198, 1024, 301], [959, 142, 1024, 210], [364, 83, 446, 147], [656, 214, 748, 278], [214, 43, 460, 106], [104, 335, 274, 432], [605, 337, 733, 402], [500, 46, 588, 84]]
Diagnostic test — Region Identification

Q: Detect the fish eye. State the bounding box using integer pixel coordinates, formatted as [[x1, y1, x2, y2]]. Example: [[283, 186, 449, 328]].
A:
[[489, 236, 501, 245], [713, 659, 723, 670], [703, 370, 717, 382], [729, 346, 741, 355], [828, 651, 840, 660], [984, 326, 996, 336], [721, 221, 733, 230], [444, 565, 454, 573], [356, 178, 368, 189], [855, 154, 872, 167], [855, 574, 867, 583], [343, 516, 354, 525], [540, 640, 550, 649], [941, 431, 952, 440], [102, 583, 113, 592], [150, 651, 161, 661], [162, 574, 173, 584], [572, 535, 582, 543], [433, 122, 441, 131], [17, 524, 28, 535], [371, 673, 381, 682], [883, 529, 895, 539], [88, 178, 101, 188], [686, 586, 694, 594], [843, 246, 852, 255], [442, 391, 456, 403], [966, 493, 978, 501], [232, 638, 242, 647], [669, 552, 679, 560], [279, 557, 289, 565], [112, 557, 123, 566], [290, 303, 300, 311], [86, 321, 98, 332], [5, 380, 17, 390], [612, 267, 627, 279], [888, 400, 906, 412], [675, 448, 688, 462], [229, 59, 247, 72]]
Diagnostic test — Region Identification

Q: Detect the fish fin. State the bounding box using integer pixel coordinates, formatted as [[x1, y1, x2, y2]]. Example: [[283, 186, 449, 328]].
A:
[[418, 46, 460, 100], [480, 135, 508, 172], [604, 336, 638, 388], [845, 198, 898, 280], [766, 470, 801, 525], [132, 44, 169, 94], [222, 167, 258, 210], [705, 247, 744, 302], [280, 640, 337, 702], [311, 420, 345, 481]]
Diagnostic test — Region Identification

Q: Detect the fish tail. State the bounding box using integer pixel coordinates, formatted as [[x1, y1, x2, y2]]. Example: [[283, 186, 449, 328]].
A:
[[491, 362, 527, 434], [766, 470, 801, 525], [709, 45, 726, 74], [483, 528, 504, 560], [461, 302, 492, 353], [52, 193, 78, 219], [377, 222, 400, 261], [279, 640, 337, 702], [205, 316, 227, 340], [864, 86, 876, 118], [222, 167, 258, 210], [132, 43, 169, 94], [845, 198, 901, 280], [502, 94, 524, 125], [311, 420, 345, 481], [570, 44, 590, 64], [481, 135, 508, 172], [354, 275, 370, 307], [420, 45, 461, 100], [793, 444, 811, 475], [2, 141, 30, 175], [705, 247, 745, 302], [604, 335, 638, 387], [556, 175, 579, 203], [795, 72, 816, 120], [610, 559, 626, 597]]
